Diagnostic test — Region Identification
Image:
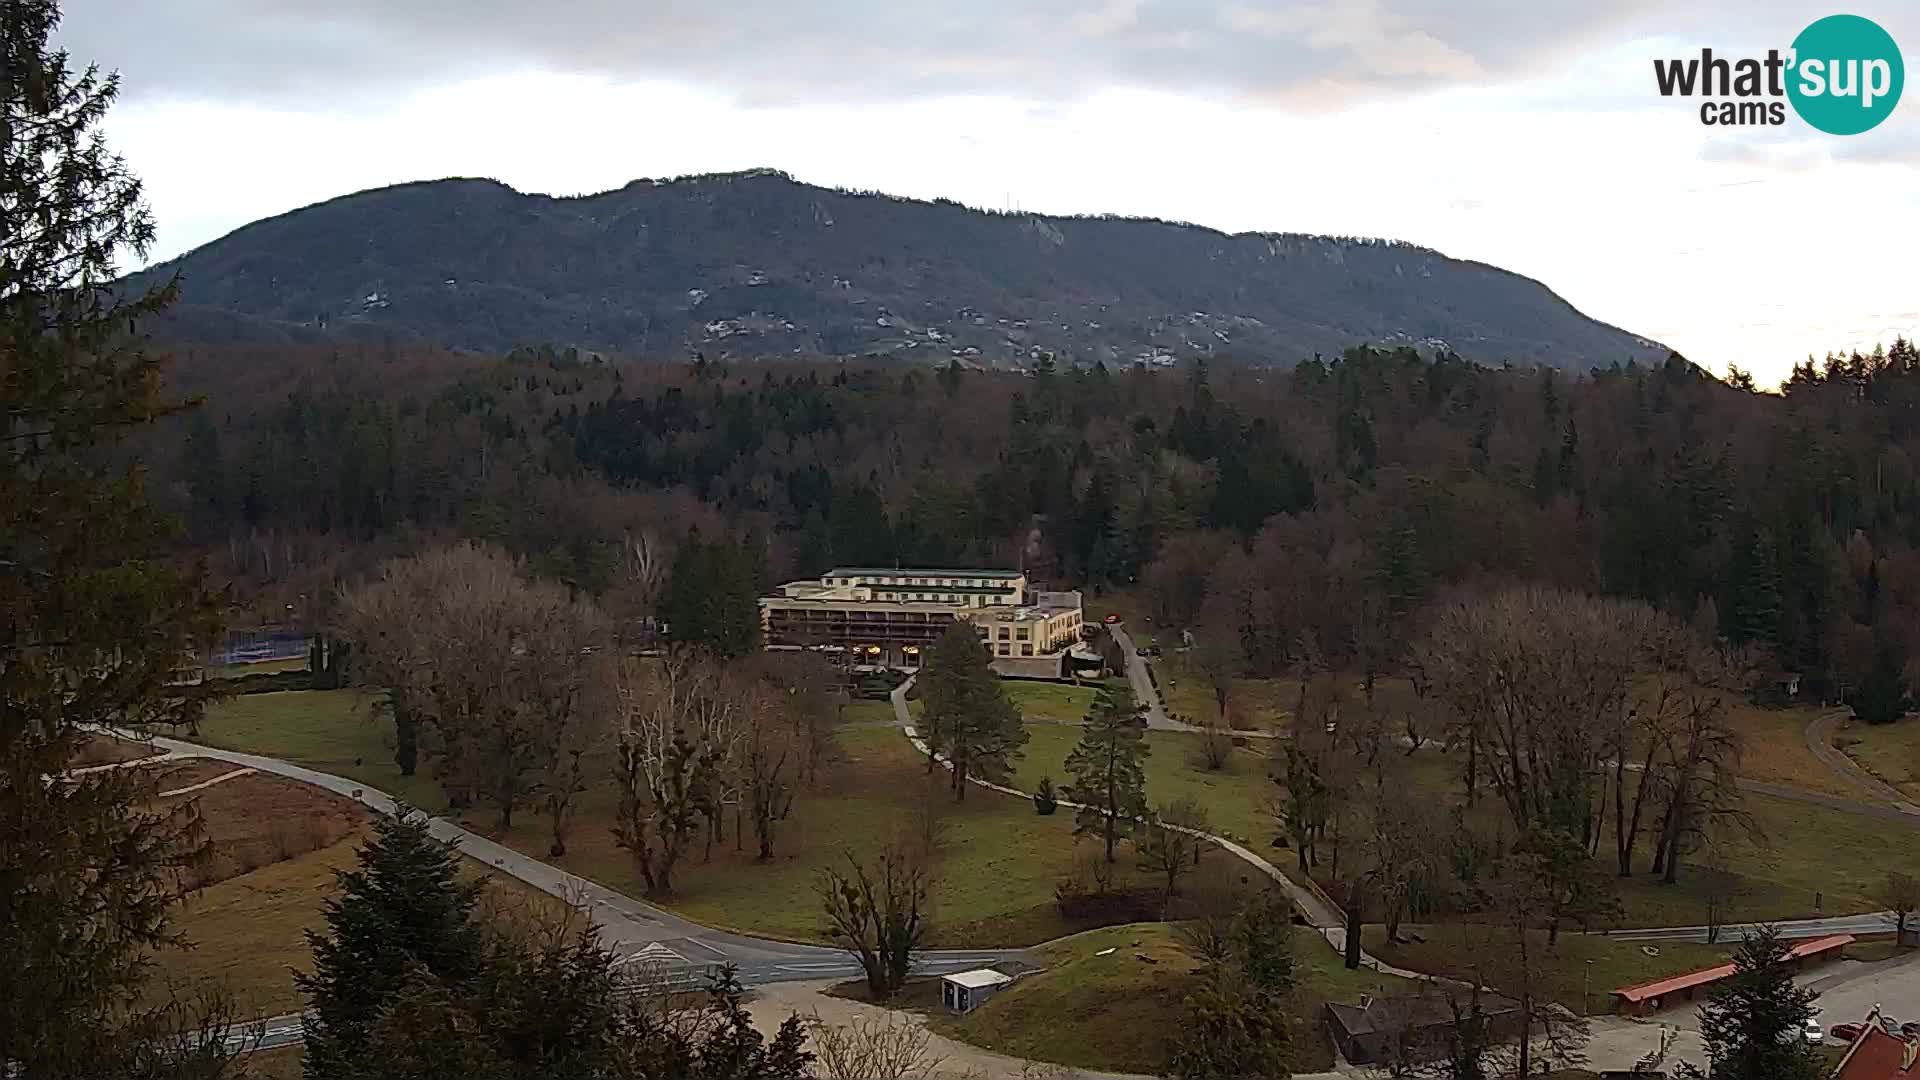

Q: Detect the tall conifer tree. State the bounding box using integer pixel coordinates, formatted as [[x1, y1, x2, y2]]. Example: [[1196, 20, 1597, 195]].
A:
[[2, 2, 227, 1073]]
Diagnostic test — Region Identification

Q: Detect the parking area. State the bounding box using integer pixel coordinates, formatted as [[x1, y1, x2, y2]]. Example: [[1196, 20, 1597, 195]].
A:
[[1803, 950, 1920, 1036], [1578, 949, 1920, 1073]]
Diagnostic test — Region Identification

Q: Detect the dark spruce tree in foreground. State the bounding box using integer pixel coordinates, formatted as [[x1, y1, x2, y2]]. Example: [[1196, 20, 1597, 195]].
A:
[[302, 809, 813, 1080], [1850, 639, 1910, 724], [1678, 925, 1822, 1080], [1, 1, 232, 1075], [298, 808, 487, 1076]]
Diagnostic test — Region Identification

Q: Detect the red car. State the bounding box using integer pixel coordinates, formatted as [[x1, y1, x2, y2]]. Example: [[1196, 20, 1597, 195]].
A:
[[1830, 1023, 1865, 1042], [1102, 613, 1120, 624]]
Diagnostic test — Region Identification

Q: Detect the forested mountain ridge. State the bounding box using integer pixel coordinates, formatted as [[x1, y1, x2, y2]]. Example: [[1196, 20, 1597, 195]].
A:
[[136, 169, 1665, 369], [159, 335, 1920, 704]]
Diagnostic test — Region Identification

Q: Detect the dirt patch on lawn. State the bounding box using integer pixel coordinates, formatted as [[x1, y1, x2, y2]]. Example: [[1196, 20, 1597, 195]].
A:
[[160, 773, 370, 889], [74, 734, 164, 766]]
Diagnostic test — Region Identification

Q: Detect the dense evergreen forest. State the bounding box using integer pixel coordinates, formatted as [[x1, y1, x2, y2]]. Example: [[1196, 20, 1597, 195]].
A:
[[152, 338, 1920, 698]]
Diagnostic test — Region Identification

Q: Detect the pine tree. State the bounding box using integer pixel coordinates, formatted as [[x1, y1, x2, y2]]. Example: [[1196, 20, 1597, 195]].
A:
[[663, 529, 762, 658], [1724, 527, 1784, 652], [1062, 683, 1150, 861], [299, 809, 487, 1077], [1681, 926, 1822, 1080], [920, 622, 1026, 800], [1167, 987, 1293, 1080], [2, 2, 228, 1073], [1232, 890, 1296, 995], [1850, 640, 1909, 724]]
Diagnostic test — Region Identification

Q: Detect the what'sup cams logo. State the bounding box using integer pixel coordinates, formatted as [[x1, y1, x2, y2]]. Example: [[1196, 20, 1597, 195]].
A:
[[1654, 14, 1904, 133]]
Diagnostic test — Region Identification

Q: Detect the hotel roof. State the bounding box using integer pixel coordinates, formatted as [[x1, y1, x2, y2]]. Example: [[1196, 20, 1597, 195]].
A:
[[825, 568, 1025, 579]]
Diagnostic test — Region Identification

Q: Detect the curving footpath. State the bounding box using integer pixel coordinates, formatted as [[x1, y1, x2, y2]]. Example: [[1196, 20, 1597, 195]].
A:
[[1805, 709, 1920, 816], [885, 678, 1434, 984], [1593, 709, 1920, 943]]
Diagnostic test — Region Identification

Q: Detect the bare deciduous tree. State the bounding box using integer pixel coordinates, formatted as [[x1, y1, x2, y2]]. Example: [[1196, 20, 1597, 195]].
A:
[[817, 847, 932, 1001], [1878, 871, 1920, 946], [610, 649, 729, 894], [762, 650, 842, 786], [1136, 797, 1210, 902], [517, 594, 610, 856], [1416, 587, 1646, 852], [342, 543, 611, 834], [745, 678, 800, 861], [806, 1012, 944, 1080]]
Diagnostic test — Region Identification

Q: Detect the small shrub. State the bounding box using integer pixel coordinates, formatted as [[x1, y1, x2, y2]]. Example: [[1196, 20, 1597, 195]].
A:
[[217, 667, 316, 694], [1033, 775, 1058, 816], [268, 819, 298, 861]]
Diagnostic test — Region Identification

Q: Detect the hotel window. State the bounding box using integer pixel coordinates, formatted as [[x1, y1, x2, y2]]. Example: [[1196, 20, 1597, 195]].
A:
[[1016, 628, 1030, 639], [1021, 644, 1034, 656]]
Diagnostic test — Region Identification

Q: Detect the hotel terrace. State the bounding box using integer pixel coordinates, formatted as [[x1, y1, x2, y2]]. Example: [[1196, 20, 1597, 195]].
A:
[[759, 567, 1085, 678]]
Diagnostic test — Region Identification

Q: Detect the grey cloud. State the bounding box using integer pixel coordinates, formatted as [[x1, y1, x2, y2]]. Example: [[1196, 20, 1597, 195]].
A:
[[57, 0, 1820, 111], [1829, 112, 1920, 166]]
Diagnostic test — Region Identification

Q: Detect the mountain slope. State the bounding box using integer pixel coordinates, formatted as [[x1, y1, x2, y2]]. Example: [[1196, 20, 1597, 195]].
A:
[[137, 169, 1666, 368]]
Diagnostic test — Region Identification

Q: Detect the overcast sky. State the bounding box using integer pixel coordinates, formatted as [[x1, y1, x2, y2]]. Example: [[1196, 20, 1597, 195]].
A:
[[57, 0, 1920, 386]]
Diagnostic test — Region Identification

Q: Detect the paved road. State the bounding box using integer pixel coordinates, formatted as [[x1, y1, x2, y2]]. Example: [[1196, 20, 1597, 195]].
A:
[[1597, 912, 1905, 944], [230, 938, 1022, 1054], [139, 732, 1027, 1053], [1802, 947, 1920, 1029], [1106, 624, 1183, 731]]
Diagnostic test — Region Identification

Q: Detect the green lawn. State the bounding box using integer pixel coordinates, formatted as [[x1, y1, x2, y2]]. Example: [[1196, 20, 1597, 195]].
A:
[[498, 725, 1159, 946], [193, 690, 446, 810], [1363, 924, 1731, 1016], [1834, 716, 1920, 800], [1009, 724, 1275, 846], [1372, 742, 1887, 928], [840, 699, 898, 726], [1604, 789, 1886, 925], [208, 656, 310, 679], [1727, 702, 1855, 798], [1002, 680, 1100, 722], [1152, 665, 1420, 735], [188, 688, 1893, 949], [936, 920, 1418, 1075], [189, 691, 1159, 947]]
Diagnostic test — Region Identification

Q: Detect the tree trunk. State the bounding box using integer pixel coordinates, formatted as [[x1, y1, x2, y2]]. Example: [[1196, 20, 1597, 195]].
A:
[[1343, 888, 1364, 970], [1661, 818, 1683, 884], [394, 709, 418, 777], [1464, 734, 1478, 806]]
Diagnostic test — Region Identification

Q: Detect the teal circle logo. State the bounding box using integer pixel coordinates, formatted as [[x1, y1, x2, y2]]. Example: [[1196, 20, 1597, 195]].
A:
[[1787, 14, 1904, 134]]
